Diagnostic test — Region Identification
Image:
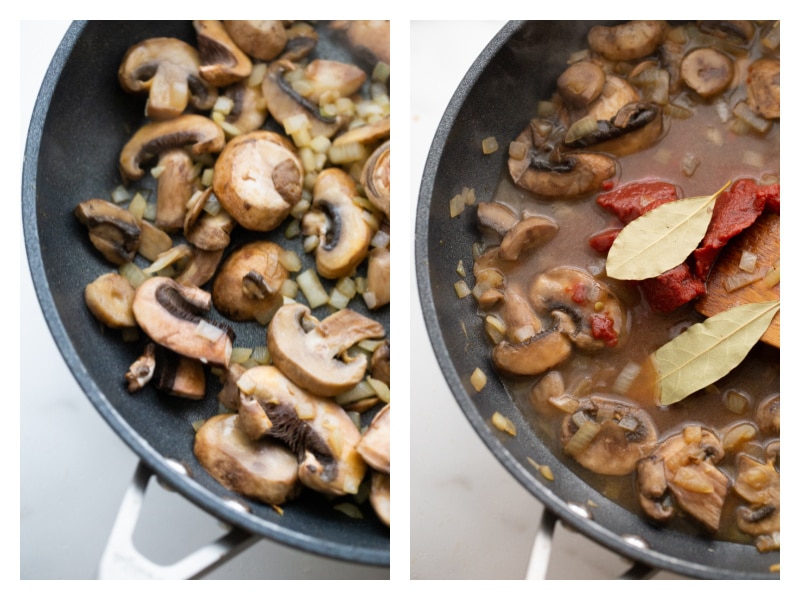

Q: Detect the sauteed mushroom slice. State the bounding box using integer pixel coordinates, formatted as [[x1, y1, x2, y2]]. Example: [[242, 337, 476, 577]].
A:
[[587, 20, 669, 61], [746, 58, 780, 120], [84, 272, 137, 329], [235, 365, 367, 496], [365, 246, 390, 310], [361, 140, 390, 219], [174, 247, 224, 288], [194, 413, 301, 506], [118, 37, 217, 120], [268, 303, 385, 397], [220, 80, 269, 136], [530, 266, 626, 351], [680, 48, 734, 98], [492, 328, 572, 377], [561, 396, 657, 476], [223, 20, 288, 61], [132, 276, 234, 368], [125, 342, 157, 393], [303, 59, 367, 106], [371, 340, 390, 386], [152, 347, 206, 400], [357, 404, 390, 473], [183, 188, 236, 251], [281, 22, 319, 62], [305, 168, 372, 279], [477, 202, 519, 239], [262, 60, 342, 140], [211, 241, 288, 323], [636, 427, 730, 531], [370, 471, 390, 527], [75, 199, 141, 265], [212, 130, 303, 232], [193, 19, 252, 87], [498, 215, 559, 261], [119, 115, 226, 182], [734, 454, 780, 540], [565, 102, 664, 157], [756, 394, 780, 435], [557, 61, 606, 108], [154, 149, 196, 232], [508, 126, 616, 197], [330, 20, 390, 66]]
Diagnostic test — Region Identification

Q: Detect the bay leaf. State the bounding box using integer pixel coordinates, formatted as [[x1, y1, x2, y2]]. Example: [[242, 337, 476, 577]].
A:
[[654, 300, 780, 406], [605, 183, 728, 281]]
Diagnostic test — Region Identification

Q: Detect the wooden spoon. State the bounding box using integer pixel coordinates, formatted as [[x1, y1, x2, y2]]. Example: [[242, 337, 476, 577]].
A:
[[695, 212, 780, 347]]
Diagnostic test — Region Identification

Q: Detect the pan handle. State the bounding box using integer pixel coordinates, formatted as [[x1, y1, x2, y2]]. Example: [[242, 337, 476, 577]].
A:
[[525, 508, 658, 580], [97, 461, 258, 579]]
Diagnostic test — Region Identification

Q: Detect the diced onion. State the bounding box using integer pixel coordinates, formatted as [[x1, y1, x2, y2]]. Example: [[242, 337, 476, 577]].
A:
[[613, 362, 642, 395], [724, 270, 763, 292], [738, 250, 758, 273], [367, 376, 390, 403], [449, 193, 465, 218], [491, 411, 516, 435], [673, 467, 713, 493], [296, 269, 329, 308], [195, 320, 225, 342], [230, 347, 253, 364], [563, 420, 601, 456], [454, 280, 471, 298], [508, 140, 528, 161], [565, 115, 598, 144], [470, 368, 487, 392], [763, 262, 780, 288], [482, 136, 499, 154]]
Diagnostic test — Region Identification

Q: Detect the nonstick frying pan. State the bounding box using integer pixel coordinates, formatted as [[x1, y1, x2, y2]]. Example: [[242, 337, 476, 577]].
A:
[[22, 20, 389, 570], [415, 20, 779, 579]]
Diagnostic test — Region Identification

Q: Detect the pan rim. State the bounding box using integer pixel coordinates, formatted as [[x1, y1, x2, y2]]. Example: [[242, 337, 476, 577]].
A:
[[21, 19, 389, 568], [414, 20, 778, 580]]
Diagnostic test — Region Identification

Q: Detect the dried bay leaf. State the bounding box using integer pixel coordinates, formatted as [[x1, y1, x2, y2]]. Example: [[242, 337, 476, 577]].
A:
[[606, 182, 728, 280], [654, 300, 780, 405]]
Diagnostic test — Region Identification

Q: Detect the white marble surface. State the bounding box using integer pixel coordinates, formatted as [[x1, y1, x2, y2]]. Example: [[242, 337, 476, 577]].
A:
[[18, 20, 389, 581]]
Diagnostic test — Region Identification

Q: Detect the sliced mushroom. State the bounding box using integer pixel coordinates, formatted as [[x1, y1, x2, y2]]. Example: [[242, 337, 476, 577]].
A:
[[680, 48, 734, 98], [357, 404, 390, 473], [330, 20, 390, 66], [636, 426, 730, 531], [370, 471, 390, 527], [529, 266, 627, 351], [746, 58, 780, 120], [561, 396, 657, 476], [211, 241, 288, 323], [476, 202, 519, 239], [305, 168, 372, 279], [335, 117, 390, 148], [194, 413, 301, 506], [119, 115, 226, 183], [302, 59, 366, 106], [365, 246, 390, 310], [193, 19, 252, 87], [565, 102, 664, 157], [734, 453, 780, 538], [756, 394, 780, 435], [118, 37, 217, 120], [267, 303, 385, 397], [212, 130, 303, 232], [557, 61, 606, 108], [281, 22, 319, 62], [361, 140, 390, 218], [132, 276, 234, 368], [261, 60, 342, 140], [152, 347, 206, 400], [125, 342, 157, 393], [234, 365, 367, 496], [698, 21, 756, 46], [492, 328, 572, 377], [371, 340, 390, 386], [183, 188, 236, 251], [84, 272, 137, 329], [174, 247, 225, 288], [528, 370, 567, 419], [154, 149, 196, 232], [587, 20, 669, 61], [221, 80, 269, 135], [223, 20, 288, 61], [498, 215, 559, 261], [508, 125, 616, 197], [75, 199, 141, 265], [585, 75, 640, 123]]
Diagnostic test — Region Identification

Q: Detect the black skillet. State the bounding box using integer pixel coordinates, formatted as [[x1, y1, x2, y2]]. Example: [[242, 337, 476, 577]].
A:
[[22, 20, 389, 567], [416, 20, 778, 579]]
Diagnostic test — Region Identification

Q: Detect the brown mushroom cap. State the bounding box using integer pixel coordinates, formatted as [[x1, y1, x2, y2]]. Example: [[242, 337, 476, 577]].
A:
[[74, 199, 141, 265], [119, 115, 226, 182], [557, 61, 606, 108], [212, 130, 303, 232], [211, 241, 289, 322], [267, 303, 385, 397], [357, 404, 390, 473], [587, 20, 669, 62], [361, 140, 390, 218], [307, 168, 373, 279], [746, 58, 780, 120], [680, 48, 734, 98], [234, 365, 367, 496], [492, 328, 572, 377], [84, 272, 137, 329], [132, 276, 233, 368], [193, 19, 252, 87], [194, 413, 301, 505], [561, 396, 658, 476], [223, 20, 288, 61], [118, 37, 217, 120]]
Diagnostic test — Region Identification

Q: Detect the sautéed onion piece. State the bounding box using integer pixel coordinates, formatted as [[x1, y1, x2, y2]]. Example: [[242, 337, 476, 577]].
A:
[[73, 21, 391, 526], [467, 20, 779, 553]]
